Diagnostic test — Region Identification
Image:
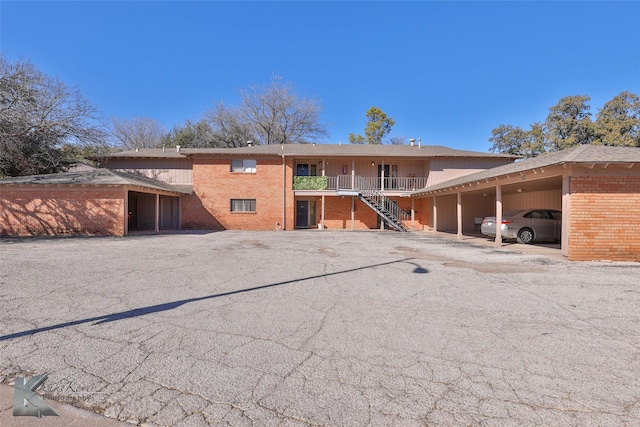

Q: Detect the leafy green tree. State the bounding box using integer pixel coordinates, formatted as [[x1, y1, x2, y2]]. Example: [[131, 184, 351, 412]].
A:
[[488, 123, 548, 158], [0, 55, 108, 177], [594, 91, 640, 147], [489, 124, 530, 156], [349, 106, 395, 144], [489, 93, 640, 157], [545, 95, 594, 150]]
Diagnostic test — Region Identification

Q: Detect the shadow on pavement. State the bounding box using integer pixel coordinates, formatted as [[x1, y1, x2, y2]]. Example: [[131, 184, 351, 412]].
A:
[[1, 257, 425, 342]]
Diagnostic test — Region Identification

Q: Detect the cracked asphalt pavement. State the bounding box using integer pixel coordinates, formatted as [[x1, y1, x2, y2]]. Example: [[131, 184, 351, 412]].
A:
[[1, 230, 639, 426]]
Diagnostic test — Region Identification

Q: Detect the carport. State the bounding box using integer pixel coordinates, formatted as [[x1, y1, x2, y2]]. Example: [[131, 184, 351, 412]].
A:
[[0, 169, 191, 237], [409, 145, 640, 261]]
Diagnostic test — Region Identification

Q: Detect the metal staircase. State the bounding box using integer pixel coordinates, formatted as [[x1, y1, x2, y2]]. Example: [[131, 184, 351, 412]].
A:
[[354, 177, 410, 232]]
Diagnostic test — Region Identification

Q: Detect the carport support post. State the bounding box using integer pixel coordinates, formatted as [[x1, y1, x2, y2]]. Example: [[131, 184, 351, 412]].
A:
[[432, 196, 437, 233], [456, 192, 462, 240], [495, 185, 502, 246], [154, 193, 160, 233], [411, 198, 415, 231], [351, 196, 355, 230]]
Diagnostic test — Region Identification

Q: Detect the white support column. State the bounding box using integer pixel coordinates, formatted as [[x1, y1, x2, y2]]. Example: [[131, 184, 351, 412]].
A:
[[432, 196, 437, 233], [457, 191, 463, 240], [562, 172, 571, 258], [155, 193, 160, 233], [411, 198, 415, 231], [381, 160, 385, 191], [322, 159, 326, 176], [495, 185, 502, 246], [351, 196, 355, 230], [321, 195, 325, 230]]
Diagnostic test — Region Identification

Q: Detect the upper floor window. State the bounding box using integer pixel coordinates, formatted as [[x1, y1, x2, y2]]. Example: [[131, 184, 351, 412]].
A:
[[296, 163, 317, 176], [231, 159, 257, 173]]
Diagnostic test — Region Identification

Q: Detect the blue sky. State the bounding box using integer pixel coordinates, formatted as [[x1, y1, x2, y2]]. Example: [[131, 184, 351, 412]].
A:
[[2, 1, 639, 151]]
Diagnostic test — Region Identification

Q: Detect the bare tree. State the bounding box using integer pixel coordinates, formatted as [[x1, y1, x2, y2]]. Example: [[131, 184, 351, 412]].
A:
[[111, 117, 165, 150], [206, 76, 328, 145], [161, 119, 220, 148], [389, 136, 407, 145], [205, 102, 256, 147], [0, 55, 108, 176]]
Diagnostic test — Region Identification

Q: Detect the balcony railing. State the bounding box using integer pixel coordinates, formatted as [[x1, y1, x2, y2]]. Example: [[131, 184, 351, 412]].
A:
[[294, 175, 428, 191]]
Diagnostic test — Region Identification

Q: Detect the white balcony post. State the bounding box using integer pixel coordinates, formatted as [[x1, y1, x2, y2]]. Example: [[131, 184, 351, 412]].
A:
[[351, 159, 355, 189]]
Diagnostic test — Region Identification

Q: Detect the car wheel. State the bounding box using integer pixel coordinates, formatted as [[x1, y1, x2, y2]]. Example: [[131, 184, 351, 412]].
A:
[[517, 228, 534, 244]]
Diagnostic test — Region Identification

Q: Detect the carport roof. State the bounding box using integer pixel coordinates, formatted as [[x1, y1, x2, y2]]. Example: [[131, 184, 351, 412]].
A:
[[411, 145, 640, 196], [0, 168, 192, 195]]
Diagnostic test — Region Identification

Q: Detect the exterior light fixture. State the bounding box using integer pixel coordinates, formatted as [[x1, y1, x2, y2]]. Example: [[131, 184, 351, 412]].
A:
[[371, 161, 375, 166]]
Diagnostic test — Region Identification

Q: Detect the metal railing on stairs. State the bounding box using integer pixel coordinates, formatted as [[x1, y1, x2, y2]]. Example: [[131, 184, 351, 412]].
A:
[[354, 176, 410, 232]]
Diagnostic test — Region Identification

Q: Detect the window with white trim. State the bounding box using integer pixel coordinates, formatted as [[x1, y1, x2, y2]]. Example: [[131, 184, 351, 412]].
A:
[[231, 159, 257, 173], [230, 199, 256, 212]]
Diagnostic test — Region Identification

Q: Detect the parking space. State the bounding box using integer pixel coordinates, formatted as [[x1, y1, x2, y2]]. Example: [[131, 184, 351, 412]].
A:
[[1, 231, 638, 426]]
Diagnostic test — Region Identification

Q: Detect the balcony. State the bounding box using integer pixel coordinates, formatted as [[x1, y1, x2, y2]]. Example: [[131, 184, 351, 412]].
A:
[[293, 175, 428, 192]]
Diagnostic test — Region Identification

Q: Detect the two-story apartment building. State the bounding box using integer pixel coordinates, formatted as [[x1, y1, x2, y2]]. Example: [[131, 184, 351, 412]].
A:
[[3, 143, 639, 262], [98, 144, 518, 233]]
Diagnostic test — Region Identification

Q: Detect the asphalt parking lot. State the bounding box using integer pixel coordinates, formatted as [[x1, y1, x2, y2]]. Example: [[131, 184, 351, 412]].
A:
[[1, 230, 639, 426]]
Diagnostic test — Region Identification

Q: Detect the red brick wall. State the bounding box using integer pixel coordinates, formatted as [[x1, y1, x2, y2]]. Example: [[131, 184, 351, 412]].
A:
[[0, 187, 124, 236], [183, 157, 294, 230], [316, 196, 430, 230], [569, 175, 640, 261], [320, 196, 377, 230]]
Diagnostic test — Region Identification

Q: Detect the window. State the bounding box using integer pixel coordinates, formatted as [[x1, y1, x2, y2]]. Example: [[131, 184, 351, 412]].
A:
[[230, 199, 256, 212], [296, 163, 317, 176], [524, 210, 548, 219], [231, 159, 257, 173]]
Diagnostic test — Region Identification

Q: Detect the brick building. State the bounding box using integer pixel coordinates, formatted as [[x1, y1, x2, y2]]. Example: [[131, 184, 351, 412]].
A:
[[410, 145, 640, 261], [2, 143, 639, 261], [98, 144, 517, 232]]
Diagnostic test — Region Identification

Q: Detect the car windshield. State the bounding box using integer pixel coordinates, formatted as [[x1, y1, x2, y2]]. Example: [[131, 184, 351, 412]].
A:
[[504, 210, 525, 217]]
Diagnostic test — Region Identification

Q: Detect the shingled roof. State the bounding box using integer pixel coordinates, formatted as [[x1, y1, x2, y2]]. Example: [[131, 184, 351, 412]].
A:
[[0, 168, 192, 194], [105, 144, 519, 159], [412, 144, 640, 195]]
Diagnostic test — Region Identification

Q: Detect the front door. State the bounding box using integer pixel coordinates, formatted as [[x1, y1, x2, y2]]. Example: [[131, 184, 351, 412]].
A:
[[296, 200, 309, 228], [377, 164, 390, 189]]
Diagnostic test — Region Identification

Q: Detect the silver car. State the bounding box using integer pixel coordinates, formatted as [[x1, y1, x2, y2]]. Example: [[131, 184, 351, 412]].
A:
[[480, 209, 562, 244]]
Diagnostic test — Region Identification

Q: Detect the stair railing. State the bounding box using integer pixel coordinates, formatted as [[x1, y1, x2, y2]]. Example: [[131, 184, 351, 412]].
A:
[[354, 176, 410, 231]]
